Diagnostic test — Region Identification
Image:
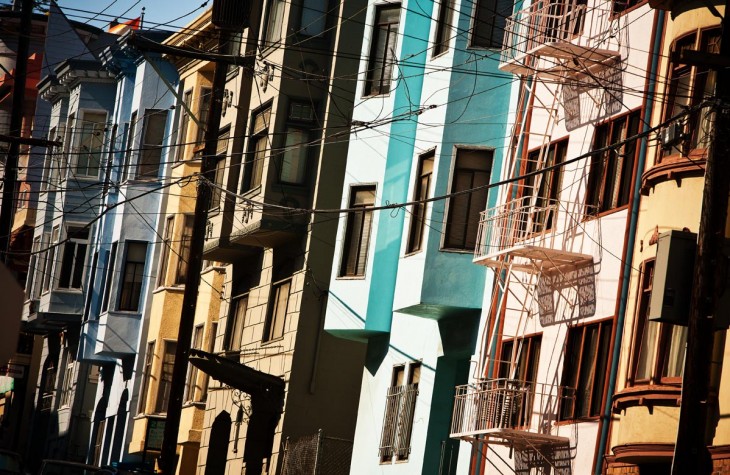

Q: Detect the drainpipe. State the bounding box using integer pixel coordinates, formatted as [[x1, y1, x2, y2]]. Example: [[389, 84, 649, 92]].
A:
[[593, 9, 665, 475]]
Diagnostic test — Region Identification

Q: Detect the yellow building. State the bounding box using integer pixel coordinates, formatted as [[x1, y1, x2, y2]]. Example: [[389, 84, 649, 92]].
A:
[[127, 11, 227, 475], [607, 2, 730, 473]]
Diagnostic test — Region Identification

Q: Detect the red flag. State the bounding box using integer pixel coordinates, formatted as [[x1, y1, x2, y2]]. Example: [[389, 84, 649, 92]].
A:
[[108, 17, 141, 34]]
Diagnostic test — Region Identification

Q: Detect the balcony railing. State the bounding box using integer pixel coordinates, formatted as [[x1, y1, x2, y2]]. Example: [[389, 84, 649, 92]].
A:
[[474, 195, 593, 269], [500, 0, 619, 74], [450, 378, 572, 445]]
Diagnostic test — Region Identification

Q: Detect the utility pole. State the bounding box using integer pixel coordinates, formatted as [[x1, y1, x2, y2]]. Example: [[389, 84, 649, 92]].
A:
[[156, 0, 257, 472], [0, 0, 33, 264], [672, 1, 730, 473]]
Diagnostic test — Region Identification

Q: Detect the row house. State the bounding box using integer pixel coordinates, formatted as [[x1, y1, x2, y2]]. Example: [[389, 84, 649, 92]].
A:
[[323, 0, 512, 472], [192, 0, 369, 470], [24, 50, 116, 465], [449, 0, 658, 473], [607, 1, 730, 473], [0, 5, 109, 453], [128, 12, 224, 475], [82, 30, 178, 468]]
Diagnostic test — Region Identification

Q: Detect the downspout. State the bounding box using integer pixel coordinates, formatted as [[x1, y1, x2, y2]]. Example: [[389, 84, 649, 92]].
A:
[[593, 9, 665, 475]]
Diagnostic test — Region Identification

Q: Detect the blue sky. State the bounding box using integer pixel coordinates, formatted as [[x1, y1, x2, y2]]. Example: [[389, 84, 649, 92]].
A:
[[57, 0, 209, 32]]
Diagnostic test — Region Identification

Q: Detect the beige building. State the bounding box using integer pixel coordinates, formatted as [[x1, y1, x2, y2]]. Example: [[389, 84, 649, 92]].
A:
[[607, 1, 730, 473], [127, 11, 225, 475]]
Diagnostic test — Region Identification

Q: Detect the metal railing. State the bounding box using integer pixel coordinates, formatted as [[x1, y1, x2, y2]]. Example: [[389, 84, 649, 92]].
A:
[[500, 0, 616, 68], [450, 378, 573, 439], [379, 384, 418, 461], [280, 430, 353, 475]]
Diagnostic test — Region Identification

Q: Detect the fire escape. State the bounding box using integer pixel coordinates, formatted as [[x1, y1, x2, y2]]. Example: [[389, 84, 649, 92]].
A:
[[451, 0, 621, 470]]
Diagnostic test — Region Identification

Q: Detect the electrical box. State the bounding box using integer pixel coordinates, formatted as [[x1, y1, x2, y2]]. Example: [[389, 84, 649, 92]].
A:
[[659, 122, 683, 150], [648, 230, 696, 325]]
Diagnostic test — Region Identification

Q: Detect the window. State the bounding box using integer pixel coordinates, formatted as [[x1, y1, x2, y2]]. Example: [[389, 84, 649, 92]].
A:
[[264, 280, 291, 342], [433, 0, 455, 56], [43, 227, 60, 292], [74, 111, 107, 177], [41, 359, 57, 411], [175, 215, 195, 285], [58, 227, 89, 290], [137, 110, 168, 178], [200, 322, 217, 401], [43, 126, 62, 190], [210, 128, 230, 212], [26, 236, 43, 299], [340, 186, 376, 276], [157, 217, 174, 287], [184, 325, 204, 403], [196, 88, 212, 145], [444, 148, 492, 250], [279, 127, 309, 184], [226, 295, 248, 351], [118, 242, 147, 311], [499, 334, 542, 383], [364, 5, 400, 96], [263, 0, 286, 47], [522, 139, 567, 234], [407, 151, 434, 253], [137, 341, 154, 414], [631, 260, 688, 384], [92, 420, 106, 467], [663, 29, 720, 157], [101, 243, 117, 313], [244, 106, 271, 191], [612, 0, 643, 14], [587, 111, 641, 214], [123, 111, 138, 179], [176, 90, 193, 161], [300, 0, 326, 36], [59, 358, 74, 407], [155, 341, 177, 414], [470, 0, 511, 48], [379, 362, 420, 463], [559, 320, 612, 420]]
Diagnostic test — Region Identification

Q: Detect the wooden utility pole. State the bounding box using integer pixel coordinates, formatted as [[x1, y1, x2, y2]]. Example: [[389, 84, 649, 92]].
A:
[[0, 0, 33, 264], [672, 2, 730, 473]]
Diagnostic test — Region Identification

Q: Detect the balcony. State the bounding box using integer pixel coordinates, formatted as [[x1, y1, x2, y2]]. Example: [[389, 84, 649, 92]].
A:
[[24, 291, 84, 333], [228, 196, 306, 248], [450, 378, 571, 448], [473, 195, 593, 271], [94, 311, 142, 357], [500, 0, 620, 76], [79, 320, 114, 363]]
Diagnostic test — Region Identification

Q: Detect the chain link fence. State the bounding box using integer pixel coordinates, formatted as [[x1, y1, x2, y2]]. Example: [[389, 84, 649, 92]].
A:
[[280, 430, 353, 475]]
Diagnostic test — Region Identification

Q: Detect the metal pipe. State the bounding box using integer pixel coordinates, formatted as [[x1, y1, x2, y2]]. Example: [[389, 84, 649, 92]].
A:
[[592, 9, 665, 475]]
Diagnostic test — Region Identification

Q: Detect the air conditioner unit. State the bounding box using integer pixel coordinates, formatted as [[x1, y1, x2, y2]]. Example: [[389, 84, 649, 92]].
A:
[[659, 122, 684, 149], [648, 230, 696, 325]]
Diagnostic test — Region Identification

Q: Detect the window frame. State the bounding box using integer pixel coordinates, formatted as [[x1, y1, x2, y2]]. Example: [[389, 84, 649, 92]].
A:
[[339, 185, 377, 277], [263, 279, 291, 342], [184, 325, 205, 403], [558, 318, 613, 422], [137, 341, 155, 414], [520, 138, 568, 234], [101, 242, 118, 313], [57, 225, 89, 291], [154, 340, 178, 414], [176, 90, 193, 162], [363, 4, 401, 97], [586, 109, 641, 215], [262, 0, 287, 49], [157, 216, 174, 288], [468, 0, 510, 49], [174, 215, 195, 286], [195, 87, 213, 146], [628, 259, 688, 386], [225, 293, 249, 352], [432, 0, 455, 57], [209, 127, 230, 213], [43, 226, 60, 292], [442, 146, 493, 251], [379, 361, 421, 464], [406, 150, 435, 254], [72, 109, 107, 178], [136, 109, 169, 179], [118, 241, 148, 312]]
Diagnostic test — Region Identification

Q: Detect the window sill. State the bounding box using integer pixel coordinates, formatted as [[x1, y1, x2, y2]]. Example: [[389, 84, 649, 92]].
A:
[[208, 207, 221, 218], [261, 336, 285, 346], [438, 247, 473, 254], [182, 401, 206, 409], [239, 186, 262, 200], [362, 90, 392, 99], [431, 49, 449, 61], [152, 285, 186, 295], [583, 204, 630, 221], [336, 274, 367, 280], [201, 265, 227, 276], [53, 288, 83, 294], [171, 158, 201, 170], [404, 248, 424, 258]]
